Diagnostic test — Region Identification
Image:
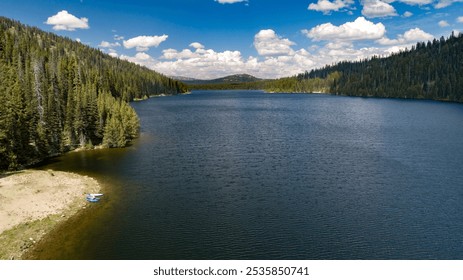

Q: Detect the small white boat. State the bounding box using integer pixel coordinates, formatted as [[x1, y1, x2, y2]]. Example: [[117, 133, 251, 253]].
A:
[[86, 193, 103, 202]]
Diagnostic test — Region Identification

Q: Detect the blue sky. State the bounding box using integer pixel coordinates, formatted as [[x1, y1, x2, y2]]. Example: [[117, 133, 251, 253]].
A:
[[1, 0, 462, 79]]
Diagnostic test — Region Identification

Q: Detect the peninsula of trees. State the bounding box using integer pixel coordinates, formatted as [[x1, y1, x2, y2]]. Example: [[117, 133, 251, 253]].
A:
[[190, 33, 463, 103], [0, 17, 187, 170]]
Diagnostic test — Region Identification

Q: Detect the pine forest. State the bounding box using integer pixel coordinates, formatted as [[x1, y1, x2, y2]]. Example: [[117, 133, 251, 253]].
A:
[[265, 32, 463, 101], [0, 17, 187, 170]]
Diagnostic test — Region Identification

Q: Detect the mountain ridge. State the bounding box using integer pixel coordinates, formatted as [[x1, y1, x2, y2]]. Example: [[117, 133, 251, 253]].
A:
[[175, 74, 263, 85]]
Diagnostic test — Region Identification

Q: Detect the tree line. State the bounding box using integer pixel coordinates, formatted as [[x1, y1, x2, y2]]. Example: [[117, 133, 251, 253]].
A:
[[264, 32, 463, 101], [0, 17, 187, 170], [189, 32, 463, 103]]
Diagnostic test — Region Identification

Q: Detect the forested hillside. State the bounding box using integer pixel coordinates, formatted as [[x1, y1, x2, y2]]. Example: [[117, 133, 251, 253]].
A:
[[0, 17, 187, 170], [266, 32, 463, 102]]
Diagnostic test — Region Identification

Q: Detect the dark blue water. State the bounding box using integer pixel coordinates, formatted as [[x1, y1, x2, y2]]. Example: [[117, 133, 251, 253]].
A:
[[36, 90, 463, 259]]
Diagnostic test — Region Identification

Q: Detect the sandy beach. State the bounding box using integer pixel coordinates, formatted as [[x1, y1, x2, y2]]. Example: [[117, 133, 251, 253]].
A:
[[0, 170, 101, 259]]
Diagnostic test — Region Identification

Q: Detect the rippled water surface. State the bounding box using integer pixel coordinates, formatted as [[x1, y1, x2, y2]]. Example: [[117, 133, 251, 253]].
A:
[[37, 90, 463, 259]]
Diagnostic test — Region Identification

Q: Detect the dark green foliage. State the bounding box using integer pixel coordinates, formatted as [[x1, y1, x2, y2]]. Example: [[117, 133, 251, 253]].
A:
[[0, 17, 186, 170], [269, 33, 463, 101], [264, 72, 341, 93], [187, 72, 340, 92], [183, 74, 262, 85], [184, 74, 266, 90], [187, 80, 266, 90]]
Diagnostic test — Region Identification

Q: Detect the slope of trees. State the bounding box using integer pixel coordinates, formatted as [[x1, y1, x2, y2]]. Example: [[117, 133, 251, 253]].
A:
[[266, 32, 463, 101], [0, 17, 187, 170], [264, 72, 341, 93]]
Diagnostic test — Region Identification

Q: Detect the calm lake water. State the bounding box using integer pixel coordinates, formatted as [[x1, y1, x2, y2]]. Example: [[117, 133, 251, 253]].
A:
[[34, 90, 463, 259]]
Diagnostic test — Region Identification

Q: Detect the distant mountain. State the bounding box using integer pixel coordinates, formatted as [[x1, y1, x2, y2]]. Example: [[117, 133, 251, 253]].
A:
[[210, 74, 262, 84], [177, 74, 263, 85], [170, 76, 198, 82]]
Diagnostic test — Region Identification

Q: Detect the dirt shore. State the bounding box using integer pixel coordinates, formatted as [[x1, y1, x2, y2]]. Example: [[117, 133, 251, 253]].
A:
[[0, 169, 100, 259]]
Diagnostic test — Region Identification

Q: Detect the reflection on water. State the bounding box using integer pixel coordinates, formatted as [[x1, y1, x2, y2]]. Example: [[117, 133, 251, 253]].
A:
[[32, 90, 463, 259]]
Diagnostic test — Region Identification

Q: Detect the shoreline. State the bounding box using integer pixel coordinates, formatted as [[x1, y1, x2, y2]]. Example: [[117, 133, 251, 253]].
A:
[[0, 169, 101, 260]]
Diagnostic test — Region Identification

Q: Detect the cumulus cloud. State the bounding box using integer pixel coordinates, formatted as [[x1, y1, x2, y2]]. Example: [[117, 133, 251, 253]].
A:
[[435, 0, 463, 8], [361, 0, 398, 18], [403, 11, 413, 17], [376, 27, 434, 45], [118, 22, 436, 80], [438, 20, 450, 27], [190, 42, 205, 49], [397, 0, 433, 5], [114, 35, 124, 41], [308, 0, 354, 14], [156, 47, 253, 78], [254, 29, 296, 56], [302, 17, 386, 41], [118, 32, 316, 79], [162, 48, 198, 60], [320, 45, 390, 61], [120, 52, 158, 68], [215, 0, 248, 4], [123, 35, 168, 51], [458, 16, 463, 23], [98, 41, 121, 48], [45, 10, 89, 31], [325, 41, 354, 49]]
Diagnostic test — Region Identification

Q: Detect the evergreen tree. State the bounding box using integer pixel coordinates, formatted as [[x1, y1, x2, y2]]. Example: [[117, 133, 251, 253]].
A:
[[0, 16, 186, 170]]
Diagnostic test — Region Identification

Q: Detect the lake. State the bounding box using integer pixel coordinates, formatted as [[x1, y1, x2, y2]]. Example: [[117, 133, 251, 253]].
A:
[[33, 90, 463, 259]]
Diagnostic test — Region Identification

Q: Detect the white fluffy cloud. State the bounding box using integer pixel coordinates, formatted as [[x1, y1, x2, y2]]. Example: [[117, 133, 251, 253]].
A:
[[403, 11, 413, 17], [458, 16, 463, 23], [45, 10, 89, 31], [119, 31, 316, 79], [98, 41, 121, 48], [308, 0, 354, 14], [140, 48, 253, 78], [215, 0, 247, 4], [325, 41, 354, 50], [117, 20, 438, 80], [108, 50, 119, 58], [303, 17, 386, 41], [190, 42, 205, 49], [438, 20, 450, 27], [396, 0, 433, 5], [162, 48, 198, 60], [361, 0, 398, 18], [376, 28, 434, 45], [123, 35, 168, 51], [254, 29, 296, 56], [401, 28, 434, 41], [435, 0, 463, 8], [320, 45, 390, 62], [120, 52, 157, 68]]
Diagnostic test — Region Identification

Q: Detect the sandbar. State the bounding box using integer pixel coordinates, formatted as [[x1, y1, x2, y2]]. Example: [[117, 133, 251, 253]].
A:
[[0, 169, 100, 259]]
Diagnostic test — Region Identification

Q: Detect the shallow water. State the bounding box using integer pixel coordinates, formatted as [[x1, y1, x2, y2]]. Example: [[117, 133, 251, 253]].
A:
[[34, 90, 463, 259]]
